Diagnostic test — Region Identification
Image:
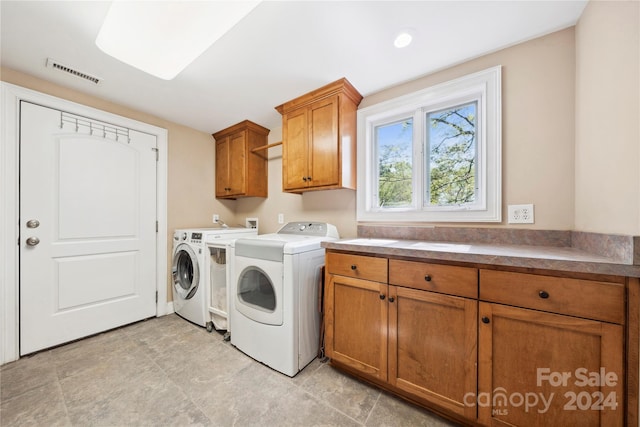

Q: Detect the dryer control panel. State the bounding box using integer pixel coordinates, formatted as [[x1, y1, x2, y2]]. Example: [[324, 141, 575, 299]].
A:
[[277, 222, 339, 238]]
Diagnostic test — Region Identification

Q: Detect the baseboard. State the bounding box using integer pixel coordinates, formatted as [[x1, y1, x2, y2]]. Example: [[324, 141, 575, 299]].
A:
[[165, 302, 174, 315]]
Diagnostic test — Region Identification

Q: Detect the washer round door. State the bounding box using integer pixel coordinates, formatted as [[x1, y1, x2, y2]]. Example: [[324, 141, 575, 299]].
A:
[[172, 244, 200, 302]]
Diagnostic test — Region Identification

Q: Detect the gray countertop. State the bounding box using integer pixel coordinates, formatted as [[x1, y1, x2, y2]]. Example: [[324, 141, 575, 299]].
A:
[[322, 238, 640, 278]]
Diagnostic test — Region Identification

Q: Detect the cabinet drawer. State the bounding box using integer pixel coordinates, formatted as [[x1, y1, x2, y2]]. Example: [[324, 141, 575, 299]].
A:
[[389, 260, 478, 299], [480, 270, 625, 324], [327, 252, 388, 283]]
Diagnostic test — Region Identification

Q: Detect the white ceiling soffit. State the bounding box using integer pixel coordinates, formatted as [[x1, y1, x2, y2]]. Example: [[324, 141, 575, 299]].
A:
[[95, 1, 261, 80], [0, 1, 588, 134]]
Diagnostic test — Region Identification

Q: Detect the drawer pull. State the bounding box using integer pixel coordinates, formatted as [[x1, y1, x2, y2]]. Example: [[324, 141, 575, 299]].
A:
[[481, 316, 490, 324], [538, 290, 550, 299], [379, 294, 386, 300], [350, 264, 357, 270], [388, 296, 395, 303], [424, 274, 432, 282]]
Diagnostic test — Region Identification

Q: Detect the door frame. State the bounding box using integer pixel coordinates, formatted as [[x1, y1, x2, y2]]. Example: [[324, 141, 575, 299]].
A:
[[0, 82, 169, 364]]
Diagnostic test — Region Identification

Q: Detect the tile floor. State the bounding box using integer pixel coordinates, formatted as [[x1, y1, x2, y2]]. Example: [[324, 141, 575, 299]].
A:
[[1, 314, 461, 426]]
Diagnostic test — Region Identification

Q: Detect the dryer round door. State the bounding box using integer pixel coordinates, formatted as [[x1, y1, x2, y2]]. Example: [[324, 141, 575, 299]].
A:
[[172, 244, 200, 301], [235, 256, 283, 325]]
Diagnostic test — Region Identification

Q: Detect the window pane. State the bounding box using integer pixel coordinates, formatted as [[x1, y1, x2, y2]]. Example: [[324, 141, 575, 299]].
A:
[[426, 102, 477, 206], [376, 119, 413, 208]]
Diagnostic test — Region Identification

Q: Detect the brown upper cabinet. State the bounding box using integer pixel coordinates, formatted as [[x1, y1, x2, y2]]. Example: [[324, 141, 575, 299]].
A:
[[212, 120, 269, 199], [275, 78, 363, 193]]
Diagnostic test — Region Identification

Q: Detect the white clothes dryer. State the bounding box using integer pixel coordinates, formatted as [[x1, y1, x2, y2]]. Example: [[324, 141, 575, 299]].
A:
[[172, 227, 256, 329], [229, 222, 339, 377]]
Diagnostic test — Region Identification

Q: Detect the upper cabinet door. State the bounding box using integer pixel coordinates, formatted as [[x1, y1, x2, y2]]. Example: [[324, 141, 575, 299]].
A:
[[282, 108, 308, 191], [308, 96, 339, 188], [228, 131, 247, 196], [215, 135, 230, 198]]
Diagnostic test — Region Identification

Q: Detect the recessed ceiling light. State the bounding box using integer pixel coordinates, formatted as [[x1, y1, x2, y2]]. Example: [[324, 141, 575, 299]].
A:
[[394, 31, 413, 49], [96, 1, 261, 80]]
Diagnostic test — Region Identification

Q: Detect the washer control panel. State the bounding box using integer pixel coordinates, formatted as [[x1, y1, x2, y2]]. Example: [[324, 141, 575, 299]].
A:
[[173, 231, 203, 244]]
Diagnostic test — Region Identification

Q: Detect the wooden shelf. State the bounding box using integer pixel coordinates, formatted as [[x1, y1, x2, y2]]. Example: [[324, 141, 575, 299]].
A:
[[251, 141, 282, 153]]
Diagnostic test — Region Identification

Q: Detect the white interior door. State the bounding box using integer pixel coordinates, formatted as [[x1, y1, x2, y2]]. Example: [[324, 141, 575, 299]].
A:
[[19, 101, 157, 355]]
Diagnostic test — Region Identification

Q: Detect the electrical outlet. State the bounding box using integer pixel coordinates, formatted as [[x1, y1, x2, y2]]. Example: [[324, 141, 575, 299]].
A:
[[278, 213, 284, 224], [213, 214, 219, 223], [508, 204, 534, 224]]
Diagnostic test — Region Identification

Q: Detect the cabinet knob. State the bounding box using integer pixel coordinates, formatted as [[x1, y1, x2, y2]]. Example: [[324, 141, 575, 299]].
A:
[[379, 294, 386, 300], [481, 316, 490, 324], [307, 176, 312, 181], [424, 274, 432, 282], [388, 296, 395, 303], [350, 264, 357, 270], [302, 177, 307, 182], [538, 290, 550, 299]]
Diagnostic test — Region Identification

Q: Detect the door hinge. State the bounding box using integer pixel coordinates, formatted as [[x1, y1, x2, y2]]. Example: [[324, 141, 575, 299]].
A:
[[152, 147, 159, 161], [156, 220, 159, 232], [156, 291, 158, 303]]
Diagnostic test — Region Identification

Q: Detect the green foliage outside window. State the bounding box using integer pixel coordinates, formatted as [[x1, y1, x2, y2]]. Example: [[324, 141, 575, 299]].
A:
[[428, 103, 477, 205], [377, 120, 413, 207], [376, 102, 476, 208]]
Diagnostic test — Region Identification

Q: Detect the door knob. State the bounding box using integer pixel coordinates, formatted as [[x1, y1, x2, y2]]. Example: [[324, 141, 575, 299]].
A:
[[26, 219, 40, 228], [26, 237, 40, 246]]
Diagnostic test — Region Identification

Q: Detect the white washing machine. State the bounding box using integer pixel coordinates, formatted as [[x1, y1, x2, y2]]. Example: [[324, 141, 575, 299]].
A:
[[172, 227, 257, 329], [230, 222, 339, 377]]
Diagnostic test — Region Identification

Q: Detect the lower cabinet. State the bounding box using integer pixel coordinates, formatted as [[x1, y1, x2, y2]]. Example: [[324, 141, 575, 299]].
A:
[[324, 253, 478, 420], [324, 252, 388, 380], [389, 286, 477, 419], [478, 302, 624, 426], [478, 269, 625, 427], [324, 250, 631, 427]]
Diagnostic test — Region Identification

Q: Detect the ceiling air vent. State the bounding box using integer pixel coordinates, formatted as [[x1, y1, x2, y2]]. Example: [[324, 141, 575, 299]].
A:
[[46, 58, 102, 85]]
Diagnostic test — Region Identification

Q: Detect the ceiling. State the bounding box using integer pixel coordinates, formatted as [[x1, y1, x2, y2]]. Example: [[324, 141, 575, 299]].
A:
[[1, 1, 588, 135]]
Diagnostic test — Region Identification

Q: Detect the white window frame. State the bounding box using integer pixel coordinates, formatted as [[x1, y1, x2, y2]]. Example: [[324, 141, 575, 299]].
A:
[[357, 66, 502, 222]]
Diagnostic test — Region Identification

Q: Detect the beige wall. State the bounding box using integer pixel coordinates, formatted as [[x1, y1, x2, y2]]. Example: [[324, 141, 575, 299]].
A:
[[236, 28, 578, 234], [575, 0, 640, 235]]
